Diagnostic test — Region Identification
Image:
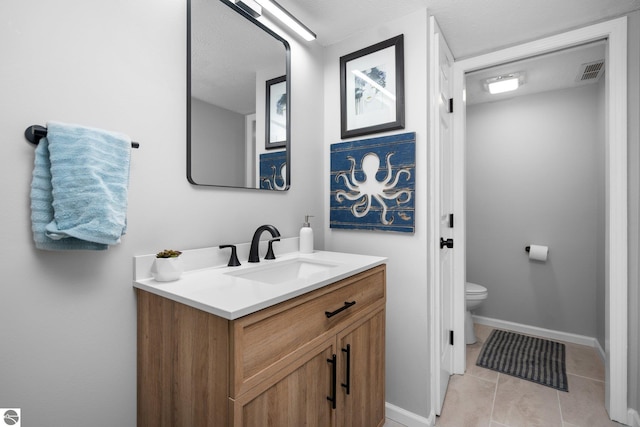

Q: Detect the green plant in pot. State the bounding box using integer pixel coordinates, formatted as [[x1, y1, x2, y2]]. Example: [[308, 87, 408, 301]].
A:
[[156, 249, 182, 258], [151, 249, 184, 281]]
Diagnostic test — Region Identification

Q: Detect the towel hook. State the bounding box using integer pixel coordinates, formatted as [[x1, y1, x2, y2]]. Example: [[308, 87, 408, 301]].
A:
[[24, 125, 140, 149]]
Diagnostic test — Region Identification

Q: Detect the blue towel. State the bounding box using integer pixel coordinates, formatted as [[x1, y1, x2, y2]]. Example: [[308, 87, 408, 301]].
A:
[[30, 121, 131, 250]]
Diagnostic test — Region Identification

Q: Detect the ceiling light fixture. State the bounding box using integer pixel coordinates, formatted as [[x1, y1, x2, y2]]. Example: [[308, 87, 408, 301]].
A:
[[485, 73, 523, 95], [254, 0, 316, 41]]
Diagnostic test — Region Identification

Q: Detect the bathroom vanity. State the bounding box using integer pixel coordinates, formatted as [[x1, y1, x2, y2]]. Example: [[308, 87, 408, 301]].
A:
[[134, 247, 386, 427]]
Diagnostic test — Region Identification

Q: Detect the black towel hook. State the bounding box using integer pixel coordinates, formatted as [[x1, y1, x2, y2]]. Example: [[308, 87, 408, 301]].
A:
[[25, 125, 140, 149]]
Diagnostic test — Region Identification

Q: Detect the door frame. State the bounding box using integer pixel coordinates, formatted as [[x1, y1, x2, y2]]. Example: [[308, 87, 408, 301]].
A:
[[448, 17, 628, 423], [428, 15, 455, 416]]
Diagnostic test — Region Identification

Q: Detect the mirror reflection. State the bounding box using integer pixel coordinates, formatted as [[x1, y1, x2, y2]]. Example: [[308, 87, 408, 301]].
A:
[[187, 0, 290, 190]]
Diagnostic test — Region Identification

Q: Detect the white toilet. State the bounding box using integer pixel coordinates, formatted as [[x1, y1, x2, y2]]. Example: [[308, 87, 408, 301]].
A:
[[465, 282, 488, 344]]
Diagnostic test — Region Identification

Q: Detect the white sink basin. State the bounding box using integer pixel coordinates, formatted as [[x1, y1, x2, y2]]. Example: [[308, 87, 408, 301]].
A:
[[224, 258, 340, 284], [134, 248, 386, 319]]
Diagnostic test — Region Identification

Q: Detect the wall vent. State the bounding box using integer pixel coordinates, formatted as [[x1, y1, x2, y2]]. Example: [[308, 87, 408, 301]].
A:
[[576, 60, 605, 83]]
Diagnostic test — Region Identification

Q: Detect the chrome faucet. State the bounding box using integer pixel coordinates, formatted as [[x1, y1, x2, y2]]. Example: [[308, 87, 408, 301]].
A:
[[248, 225, 281, 262]]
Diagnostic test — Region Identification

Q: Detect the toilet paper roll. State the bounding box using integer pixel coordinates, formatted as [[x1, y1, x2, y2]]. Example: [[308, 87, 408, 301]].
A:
[[528, 244, 549, 262]]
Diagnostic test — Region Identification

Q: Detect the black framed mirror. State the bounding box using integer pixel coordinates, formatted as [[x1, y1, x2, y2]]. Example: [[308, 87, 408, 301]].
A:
[[187, 0, 291, 190]]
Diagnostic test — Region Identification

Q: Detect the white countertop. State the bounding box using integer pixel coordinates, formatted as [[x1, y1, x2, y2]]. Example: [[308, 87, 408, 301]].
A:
[[133, 247, 386, 320]]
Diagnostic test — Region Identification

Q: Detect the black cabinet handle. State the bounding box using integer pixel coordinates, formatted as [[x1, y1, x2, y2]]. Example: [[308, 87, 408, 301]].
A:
[[341, 344, 351, 395], [327, 354, 337, 409], [325, 301, 356, 318]]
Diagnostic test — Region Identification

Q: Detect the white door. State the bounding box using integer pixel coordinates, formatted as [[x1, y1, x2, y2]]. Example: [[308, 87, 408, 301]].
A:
[[429, 16, 455, 415]]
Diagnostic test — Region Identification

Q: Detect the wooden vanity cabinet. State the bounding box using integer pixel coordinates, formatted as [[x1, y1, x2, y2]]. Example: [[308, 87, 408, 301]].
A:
[[137, 264, 386, 427]]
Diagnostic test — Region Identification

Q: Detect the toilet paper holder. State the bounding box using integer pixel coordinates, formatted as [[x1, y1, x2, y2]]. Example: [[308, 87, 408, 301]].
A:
[[525, 245, 549, 254], [525, 244, 549, 262]]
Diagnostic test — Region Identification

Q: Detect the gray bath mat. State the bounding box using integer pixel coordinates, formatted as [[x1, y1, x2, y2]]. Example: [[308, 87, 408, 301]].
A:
[[476, 329, 568, 392]]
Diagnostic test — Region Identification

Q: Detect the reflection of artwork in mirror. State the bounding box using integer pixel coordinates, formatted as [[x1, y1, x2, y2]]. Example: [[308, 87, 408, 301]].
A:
[[266, 76, 287, 149], [340, 34, 405, 139], [260, 151, 287, 190], [187, 0, 290, 190]]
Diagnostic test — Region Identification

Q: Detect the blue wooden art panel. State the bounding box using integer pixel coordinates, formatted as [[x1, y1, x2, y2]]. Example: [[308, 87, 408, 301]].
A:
[[330, 132, 415, 233], [259, 151, 287, 190]]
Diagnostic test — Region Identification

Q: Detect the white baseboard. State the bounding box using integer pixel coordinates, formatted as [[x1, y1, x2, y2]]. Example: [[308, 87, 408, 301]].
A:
[[473, 315, 605, 361], [386, 402, 435, 427], [629, 408, 640, 427]]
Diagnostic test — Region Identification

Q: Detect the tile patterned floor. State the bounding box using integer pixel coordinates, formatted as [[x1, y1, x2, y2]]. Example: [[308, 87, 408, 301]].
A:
[[434, 324, 623, 427]]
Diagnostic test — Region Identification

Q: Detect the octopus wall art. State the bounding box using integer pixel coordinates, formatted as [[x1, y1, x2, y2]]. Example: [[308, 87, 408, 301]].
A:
[[260, 151, 287, 190], [330, 132, 415, 232]]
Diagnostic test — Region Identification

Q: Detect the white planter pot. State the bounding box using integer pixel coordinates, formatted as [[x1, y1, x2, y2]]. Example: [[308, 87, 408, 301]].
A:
[[151, 257, 183, 282]]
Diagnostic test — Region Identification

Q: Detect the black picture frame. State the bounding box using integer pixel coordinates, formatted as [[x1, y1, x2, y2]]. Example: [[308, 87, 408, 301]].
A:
[[340, 34, 405, 139], [265, 75, 287, 149]]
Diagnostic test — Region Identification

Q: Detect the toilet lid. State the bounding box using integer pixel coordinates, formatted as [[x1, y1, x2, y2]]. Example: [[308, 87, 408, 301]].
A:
[[466, 282, 487, 294]]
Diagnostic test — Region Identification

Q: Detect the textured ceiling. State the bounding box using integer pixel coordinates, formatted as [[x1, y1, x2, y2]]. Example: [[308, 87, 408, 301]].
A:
[[191, 0, 285, 112], [466, 41, 606, 105], [276, 0, 639, 58], [193, 0, 639, 111], [273, 0, 637, 103]]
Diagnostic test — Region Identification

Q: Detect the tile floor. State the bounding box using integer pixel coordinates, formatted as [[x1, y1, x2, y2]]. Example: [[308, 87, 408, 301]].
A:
[[433, 324, 623, 427]]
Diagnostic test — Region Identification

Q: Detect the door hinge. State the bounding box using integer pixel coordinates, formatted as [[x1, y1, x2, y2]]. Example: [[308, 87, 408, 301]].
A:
[[448, 213, 454, 228], [448, 98, 454, 113], [449, 330, 454, 346]]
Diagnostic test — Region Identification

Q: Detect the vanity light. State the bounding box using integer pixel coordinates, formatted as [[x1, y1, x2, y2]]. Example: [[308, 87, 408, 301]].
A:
[[485, 73, 523, 94], [254, 0, 316, 41]]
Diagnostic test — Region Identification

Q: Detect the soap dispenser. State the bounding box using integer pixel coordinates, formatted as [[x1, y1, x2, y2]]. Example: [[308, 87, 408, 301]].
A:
[[299, 215, 314, 254]]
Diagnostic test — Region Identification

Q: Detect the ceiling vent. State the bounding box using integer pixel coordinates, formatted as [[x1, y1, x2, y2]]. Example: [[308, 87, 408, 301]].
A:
[[576, 60, 605, 83]]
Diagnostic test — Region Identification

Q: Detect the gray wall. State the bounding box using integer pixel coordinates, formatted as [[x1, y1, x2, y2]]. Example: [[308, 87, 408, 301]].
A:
[[190, 97, 245, 186], [595, 75, 606, 349], [0, 0, 325, 425], [466, 84, 605, 339]]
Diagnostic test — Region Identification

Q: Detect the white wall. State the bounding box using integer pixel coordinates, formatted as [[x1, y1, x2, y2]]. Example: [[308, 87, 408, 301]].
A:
[[466, 84, 604, 338], [627, 9, 640, 418], [0, 0, 324, 425], [323, 10, 431, 418]]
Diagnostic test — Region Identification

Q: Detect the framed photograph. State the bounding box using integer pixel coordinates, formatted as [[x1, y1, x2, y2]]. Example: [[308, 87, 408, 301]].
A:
[[340, 34, 405, 139], [265, 75, 287, 149]]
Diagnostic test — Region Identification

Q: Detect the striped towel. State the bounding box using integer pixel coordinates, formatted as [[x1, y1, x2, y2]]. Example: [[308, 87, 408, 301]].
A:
[[30, 121, 131, 250]]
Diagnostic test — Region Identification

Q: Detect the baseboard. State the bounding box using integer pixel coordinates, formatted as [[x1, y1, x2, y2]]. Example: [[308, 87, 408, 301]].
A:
[[385, 402, 435, 427], [629, 408, 640, 427], [473, 315, 604, 360]]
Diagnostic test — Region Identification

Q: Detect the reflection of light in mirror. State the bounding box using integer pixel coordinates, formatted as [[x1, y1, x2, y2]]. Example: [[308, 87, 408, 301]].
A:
[[254, 0, 316, 41]]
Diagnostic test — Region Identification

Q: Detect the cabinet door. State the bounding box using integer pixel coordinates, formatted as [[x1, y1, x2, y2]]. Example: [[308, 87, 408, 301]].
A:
[[232, 341, 337, 427], [337, 309, 386, 427]]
